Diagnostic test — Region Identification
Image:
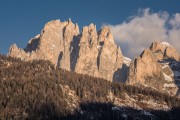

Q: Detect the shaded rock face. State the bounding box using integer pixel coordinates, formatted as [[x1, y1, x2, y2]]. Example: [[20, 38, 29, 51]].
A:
[[127, 42, 180, 95], [160, 60, 180, 95], [114, 57, 132, 83], [8, 20, 123, 81]]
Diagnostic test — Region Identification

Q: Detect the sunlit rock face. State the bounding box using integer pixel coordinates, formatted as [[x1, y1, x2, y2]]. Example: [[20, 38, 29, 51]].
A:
[[8, 19, 180, 95], [75, 25, 123, 81], [9, 19, 79, 71], [150, 41, 180, 61], [127, 49, 165, 89], [8, 19, 123, 81], [127, 41, 180, 95]]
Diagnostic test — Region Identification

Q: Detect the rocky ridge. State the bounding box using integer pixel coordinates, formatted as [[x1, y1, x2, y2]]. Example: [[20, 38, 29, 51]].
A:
[[8, 19, 123, 81], [127, 41, 180, 95], [8, 19, 180, 95]]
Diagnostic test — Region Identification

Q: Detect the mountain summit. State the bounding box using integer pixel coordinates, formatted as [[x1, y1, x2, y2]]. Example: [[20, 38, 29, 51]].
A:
[[8, 19, 180, 96], [8, 19, 123, 81], [127, 41, 180, 95]]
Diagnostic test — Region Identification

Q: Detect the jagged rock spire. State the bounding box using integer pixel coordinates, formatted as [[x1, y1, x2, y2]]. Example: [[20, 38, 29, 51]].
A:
[[127, 41, 179, 95], [8, 19, 124, 81]]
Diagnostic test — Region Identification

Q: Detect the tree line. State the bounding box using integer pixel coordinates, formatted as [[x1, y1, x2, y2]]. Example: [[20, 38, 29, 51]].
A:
[[0, 55, 180, 119]]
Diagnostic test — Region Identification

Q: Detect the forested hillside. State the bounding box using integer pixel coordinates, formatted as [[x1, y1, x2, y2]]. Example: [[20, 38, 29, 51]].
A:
[[1, 55, 180, 120]]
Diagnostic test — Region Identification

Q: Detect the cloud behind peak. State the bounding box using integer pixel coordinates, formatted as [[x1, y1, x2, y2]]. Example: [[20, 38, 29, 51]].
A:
[[109, 8, 180, 58]]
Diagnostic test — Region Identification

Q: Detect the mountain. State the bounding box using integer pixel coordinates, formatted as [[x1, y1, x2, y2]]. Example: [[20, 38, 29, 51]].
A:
[[127, 41, 180, 96], [8, 19, 123, 82], [8, 19, 180, 96], [2, 19, 180, 119]]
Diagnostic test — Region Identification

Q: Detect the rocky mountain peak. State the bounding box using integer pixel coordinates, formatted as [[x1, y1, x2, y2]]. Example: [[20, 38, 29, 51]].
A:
[[150, 41, 180, 61], [98, 26, 114, 44], [43, 19, 62, 31], [82, 23, 96, 33], [9, 43, 18, 53], [80, 23, 97, 45], [8, 43, 28, 60], [127, 42, 179, 95], [164, 46, 180, 61], [8, 19, 123, 82], [127, 49, 163, 85], [75, 25, 123, 81], [140, 49, 155, 61], [7, 20, 180, 96]]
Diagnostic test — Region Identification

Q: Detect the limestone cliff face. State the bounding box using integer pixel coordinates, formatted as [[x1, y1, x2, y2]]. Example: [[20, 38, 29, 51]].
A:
[[127, 42, 179, 95], [8, 20, 123, 81], [7, 19, 180, 94], [150, 41, 180, 61], [127, 49, 164, 89], [9, 19, 79, 71], [75, 24, 99, 77], [75, 25, 123, 81], [97, 27, 123, 81]]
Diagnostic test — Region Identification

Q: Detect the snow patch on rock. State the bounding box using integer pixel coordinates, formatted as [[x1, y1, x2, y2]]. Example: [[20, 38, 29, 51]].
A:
[[123, 57, 132, 66], [161, 42, 172, 47]]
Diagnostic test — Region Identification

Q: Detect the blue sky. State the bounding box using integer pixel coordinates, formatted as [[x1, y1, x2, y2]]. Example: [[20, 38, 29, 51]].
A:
[[0, 0, 180, 55]]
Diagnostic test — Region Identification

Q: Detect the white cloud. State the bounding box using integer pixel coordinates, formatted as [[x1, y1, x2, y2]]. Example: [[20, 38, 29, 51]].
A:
[[109, 8, 180, 58]]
